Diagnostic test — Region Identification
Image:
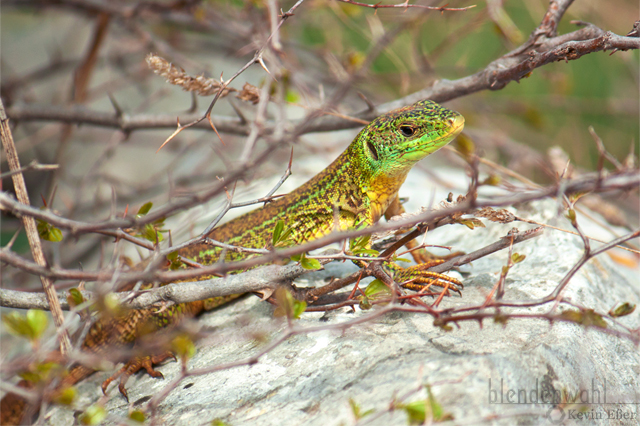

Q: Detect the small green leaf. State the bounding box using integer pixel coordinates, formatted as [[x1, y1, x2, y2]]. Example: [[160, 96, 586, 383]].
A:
[[136, 202, 153, 217], [566, 208, 577, 223], [392, 256, 411, 263], [292, 300, 307, 319], [481, 175, 501, 186], [273, 288, 305, 320], [364, 279, 391, 298], [54, 386, 76, 405], [353, 248, 379, 256], [3, 310, 49, 341], [457, 218, 485, 229], [559, 309, 607, 328], [37, 219, 63, 242], [80, 404, 107, 425], [426, 385, 453, 421], [300, 256, 321, 270], [454, 133, 475, 158], [358, 296, 372, 310], [141, 223, 164, 242], [171, 334, 196, 361], [511, 253, 526, 264], [26, 309, 48, 340], [349, 397, 375, 420], [211, 420, 230, 426], [433, 318, 453, 331], [104, 293, 121, 313], [609, 303, 636, 318], [67, 288, 84, 307], [402, 388, 453, 424], [272, 220, 285, 246], [166, 251, 183, 270], [129, 410, 146, 423], [290, 254, 301, 262], [404, 400, 426, 424], [167, 251, 178, 260], [3, 312, 34, 338]]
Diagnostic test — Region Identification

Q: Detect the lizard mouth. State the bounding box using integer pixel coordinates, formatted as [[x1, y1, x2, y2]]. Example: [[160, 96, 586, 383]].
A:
[[422, 113, 465, 150]]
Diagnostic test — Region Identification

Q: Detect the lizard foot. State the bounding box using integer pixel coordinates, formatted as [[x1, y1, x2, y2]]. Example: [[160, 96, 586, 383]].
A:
[[101, 352, 176, 401], [386, 260, 463, 296]]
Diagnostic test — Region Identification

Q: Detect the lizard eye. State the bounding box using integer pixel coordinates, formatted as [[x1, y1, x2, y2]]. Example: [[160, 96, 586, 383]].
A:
[[399, 126, 415, 137], [366, 141, 379, 161]]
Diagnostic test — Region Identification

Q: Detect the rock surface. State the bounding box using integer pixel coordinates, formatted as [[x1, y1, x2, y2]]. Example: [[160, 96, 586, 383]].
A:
[[44, 165, 640, 426]]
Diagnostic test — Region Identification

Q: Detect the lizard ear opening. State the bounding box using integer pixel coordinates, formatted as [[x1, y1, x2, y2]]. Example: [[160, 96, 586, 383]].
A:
[[366, 141, 379, 161]]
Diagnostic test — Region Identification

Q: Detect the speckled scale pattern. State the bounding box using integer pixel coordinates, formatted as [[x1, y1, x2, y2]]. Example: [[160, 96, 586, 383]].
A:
[[0, 100, 464, 425], [180, 99, 463, 266]]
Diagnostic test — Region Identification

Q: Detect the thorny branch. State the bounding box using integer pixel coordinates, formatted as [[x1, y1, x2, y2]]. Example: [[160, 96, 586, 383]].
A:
[[1, 0, 639, 423]]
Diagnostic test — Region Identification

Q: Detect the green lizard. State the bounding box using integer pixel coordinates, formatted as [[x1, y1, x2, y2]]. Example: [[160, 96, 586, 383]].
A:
[[0, 99, 464, 425]]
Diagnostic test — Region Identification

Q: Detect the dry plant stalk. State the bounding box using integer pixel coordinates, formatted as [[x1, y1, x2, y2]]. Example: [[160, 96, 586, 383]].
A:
[[146, 53, 261, 104]]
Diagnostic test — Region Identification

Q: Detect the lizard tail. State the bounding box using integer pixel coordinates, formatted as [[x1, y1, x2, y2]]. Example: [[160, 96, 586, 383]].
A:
[[0, 380, 35, 425]]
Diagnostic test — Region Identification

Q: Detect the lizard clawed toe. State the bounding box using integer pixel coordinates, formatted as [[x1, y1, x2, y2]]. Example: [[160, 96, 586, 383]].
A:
[[101, 352, 176, 401], [387, 261, 463, 295]]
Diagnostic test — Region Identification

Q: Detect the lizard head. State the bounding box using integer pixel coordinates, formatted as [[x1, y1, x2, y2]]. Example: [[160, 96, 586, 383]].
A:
[[357, 99, 464, 178]]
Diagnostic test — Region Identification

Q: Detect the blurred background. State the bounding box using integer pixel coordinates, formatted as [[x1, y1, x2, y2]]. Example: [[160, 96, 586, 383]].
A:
[[1, 0, 638, 283]]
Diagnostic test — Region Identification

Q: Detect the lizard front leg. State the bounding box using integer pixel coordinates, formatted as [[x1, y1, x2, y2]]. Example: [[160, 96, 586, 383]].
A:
[[378, 196, 463, 295]]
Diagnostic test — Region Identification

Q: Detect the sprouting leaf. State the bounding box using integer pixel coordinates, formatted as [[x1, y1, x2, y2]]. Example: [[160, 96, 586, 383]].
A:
[[54, 386, 76, 405], [456, 218, 485, 230], [403, 400, 427, 425], [18, 362, 63, 384], [129, 410, 146, 423], [426, 385, 454, 422], [566, 208, 577, 223], [402, 387, 453, 424], [171, 334, 196, 361], [454, 132, 475, 158], [292, 300, 307, 319], [609, 303, 636, 318], [272, 220, 295, 248], [104, 293, 121, 314], [300, 256, 322, 271], [67, 288, 84, 308], [358, 297, 372, 311], [432, 318, 453, 332], [166, 251, 183, 270], [493, 314, 509, 326], [273, 288, 306, 320], [2, 309, 48, 341], [3, 312, 34, 338], [272, 220, 285, 246], [559, 309, 607, 328], [364, 279, 392, 298], [349, 398, 375, 420], [37, 219, 63, 242], [80, 404, 107, 425], [350, 235, 371, 252], [26, 309, 48, 340], [211, 419, 230, 426], [136, 202, 153, 217], [133, 202, 167, 242], [511, 253, 526, 264], [481, 175, 501, 186]]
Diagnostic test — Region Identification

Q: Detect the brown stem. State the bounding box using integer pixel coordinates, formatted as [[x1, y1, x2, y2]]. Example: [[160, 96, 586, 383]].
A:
[[0, 99, 71, 355]]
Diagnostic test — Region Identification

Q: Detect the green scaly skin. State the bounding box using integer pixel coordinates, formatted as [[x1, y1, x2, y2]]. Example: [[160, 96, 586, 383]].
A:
[[0, 100, 464, 425]]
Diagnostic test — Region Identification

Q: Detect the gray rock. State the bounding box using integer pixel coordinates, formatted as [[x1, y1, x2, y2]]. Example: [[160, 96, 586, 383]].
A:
[[45, 166, 640, 426]]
